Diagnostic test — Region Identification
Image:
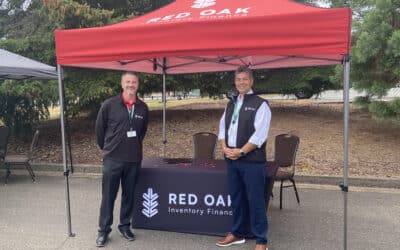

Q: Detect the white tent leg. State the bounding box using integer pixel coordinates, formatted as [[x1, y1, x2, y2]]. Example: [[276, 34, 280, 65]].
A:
[[57, 65, 74, 237], [162, 70, 167, 158], [342, 56, 350, 250]]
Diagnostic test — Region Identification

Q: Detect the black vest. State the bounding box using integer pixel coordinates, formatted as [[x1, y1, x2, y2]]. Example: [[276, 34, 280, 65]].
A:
[[225, 94, 268, 163]]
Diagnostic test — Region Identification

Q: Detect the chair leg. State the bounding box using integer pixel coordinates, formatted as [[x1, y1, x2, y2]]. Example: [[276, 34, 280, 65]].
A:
[[26, 163, 36, 182], [290, 178, 300, 204], [5, 163, 11, 184], [279, 180, 283, 210]]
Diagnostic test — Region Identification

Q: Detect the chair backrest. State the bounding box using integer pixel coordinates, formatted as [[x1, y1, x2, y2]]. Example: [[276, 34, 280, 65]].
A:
[[274, 133, 300, 170], [0, 126, 10, 159], [192, 132, 218, 160], [28, 130, 40, 159]]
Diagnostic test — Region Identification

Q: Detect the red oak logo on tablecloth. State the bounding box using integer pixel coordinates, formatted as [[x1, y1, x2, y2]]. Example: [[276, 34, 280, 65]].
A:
[[141, 188, 232, 218], [142, 188, 159, 218]]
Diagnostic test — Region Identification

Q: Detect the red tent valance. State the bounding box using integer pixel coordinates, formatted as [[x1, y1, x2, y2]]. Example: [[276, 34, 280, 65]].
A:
[[55, 0, 351, 73]]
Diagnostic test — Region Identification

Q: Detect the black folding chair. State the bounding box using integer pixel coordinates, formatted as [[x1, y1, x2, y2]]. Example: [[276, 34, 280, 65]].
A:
[[4, 130, 39, 184]]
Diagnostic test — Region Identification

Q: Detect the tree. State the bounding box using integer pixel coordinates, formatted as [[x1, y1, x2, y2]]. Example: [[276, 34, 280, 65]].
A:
[[254, 66, 338, 99], [0, 0, 181, 137], [0, 79, 58, 139], [130, 0, 173, 16], [349, 0, 400, 122], [0, 1, 58, 137], [302, 0, 400, 122], [42, 0, 115, 29], [73, 0, 173, 17], [196, 72, 233, 98], [0, 0, 119, 136]]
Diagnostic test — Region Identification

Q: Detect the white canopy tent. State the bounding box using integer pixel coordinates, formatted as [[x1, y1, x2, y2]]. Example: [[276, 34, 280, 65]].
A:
[[0, 49, 58, 80], [0, 49, 75, 237]]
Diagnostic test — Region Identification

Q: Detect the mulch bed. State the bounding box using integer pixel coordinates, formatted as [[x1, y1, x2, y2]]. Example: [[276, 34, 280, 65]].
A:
[[6, 100, 400, 178]]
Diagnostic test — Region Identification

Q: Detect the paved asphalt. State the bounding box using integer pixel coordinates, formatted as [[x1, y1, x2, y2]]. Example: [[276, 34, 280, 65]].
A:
[[0, 175, 399, 250]]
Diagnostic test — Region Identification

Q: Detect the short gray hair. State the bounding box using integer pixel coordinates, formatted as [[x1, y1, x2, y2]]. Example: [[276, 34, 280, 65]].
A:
[[121, 71, 139, 80], [235, 66, 253, 80]]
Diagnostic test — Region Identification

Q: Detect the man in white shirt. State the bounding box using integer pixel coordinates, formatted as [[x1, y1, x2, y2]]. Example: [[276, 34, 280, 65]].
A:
[[216, 66, 271, 250]]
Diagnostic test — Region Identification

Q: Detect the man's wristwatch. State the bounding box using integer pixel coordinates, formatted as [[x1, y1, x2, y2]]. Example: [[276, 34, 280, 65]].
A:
[[239, 149, 246, 157]]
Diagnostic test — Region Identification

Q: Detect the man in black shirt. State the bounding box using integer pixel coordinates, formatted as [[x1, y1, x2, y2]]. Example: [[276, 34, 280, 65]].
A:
[[95, 71, 149, 247]]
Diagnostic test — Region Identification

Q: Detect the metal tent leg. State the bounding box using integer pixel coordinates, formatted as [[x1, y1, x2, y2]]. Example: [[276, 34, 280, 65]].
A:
[[341, 56, 350, 250], [162, 72, 167, 158], [162, 58, 167, 158], [57, 65, 75, 237]]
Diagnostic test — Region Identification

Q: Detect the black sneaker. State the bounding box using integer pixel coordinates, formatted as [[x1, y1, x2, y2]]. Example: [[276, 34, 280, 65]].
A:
[[96, 232, 109, 247], [118, 228, 135, 241]]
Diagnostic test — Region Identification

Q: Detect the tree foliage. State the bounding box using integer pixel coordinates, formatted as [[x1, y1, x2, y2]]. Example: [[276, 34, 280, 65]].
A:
[[349, 0, 400, 122], [368, 99, 400, 122], [42, 0, 115, 29], [0, 79, 58, 139], [130, 0, 173, 16], [0, 0, 119, 136], [73, 0, 173, 16], [351, 0, 400, 93], [1, 0, 399, 135], [255, 66, 338, 99]]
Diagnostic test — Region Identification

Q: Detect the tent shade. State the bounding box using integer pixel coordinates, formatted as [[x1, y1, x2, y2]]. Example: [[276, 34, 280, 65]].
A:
[[0, 49, 58, 80], [55, 0, 351, 74]]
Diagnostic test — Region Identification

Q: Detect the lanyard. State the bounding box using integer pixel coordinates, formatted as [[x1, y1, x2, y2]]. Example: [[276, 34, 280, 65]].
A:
[[127, 105, 135, 130], [231, 102, 240, 124]]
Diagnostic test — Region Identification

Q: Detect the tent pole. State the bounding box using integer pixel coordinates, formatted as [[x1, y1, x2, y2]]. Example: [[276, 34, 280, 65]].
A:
[[162, 72, 166, 158], [341, 55, 350, 250], [57, 65, 75, 237], [162, 58, 167, 158]]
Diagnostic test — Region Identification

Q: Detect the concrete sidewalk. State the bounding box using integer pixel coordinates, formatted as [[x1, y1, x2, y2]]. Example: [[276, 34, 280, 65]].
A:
[[0, 175, 399, 250]]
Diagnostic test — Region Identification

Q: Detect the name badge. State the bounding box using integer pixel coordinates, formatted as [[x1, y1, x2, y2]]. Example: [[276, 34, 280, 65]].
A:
[[127, 131, 137, 138]]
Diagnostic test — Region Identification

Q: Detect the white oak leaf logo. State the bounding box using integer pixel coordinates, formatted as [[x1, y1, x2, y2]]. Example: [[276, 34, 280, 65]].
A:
[[191, 0, 216, 9], [142, 188, 159, 218]]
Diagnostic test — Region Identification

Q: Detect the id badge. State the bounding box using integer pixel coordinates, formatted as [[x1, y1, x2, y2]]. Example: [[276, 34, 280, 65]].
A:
[[127, 130, 137, 138]]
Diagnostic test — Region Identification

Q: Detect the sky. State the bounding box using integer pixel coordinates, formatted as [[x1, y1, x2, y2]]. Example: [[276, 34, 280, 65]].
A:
[[1, 0, 32, 11]]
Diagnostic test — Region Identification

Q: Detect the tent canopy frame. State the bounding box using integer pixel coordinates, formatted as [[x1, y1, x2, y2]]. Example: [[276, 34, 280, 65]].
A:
[[54, 0, 352, 248]]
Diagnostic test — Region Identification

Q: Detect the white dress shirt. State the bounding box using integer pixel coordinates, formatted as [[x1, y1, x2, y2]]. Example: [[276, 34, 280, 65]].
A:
[[218, 90, 271, 148]]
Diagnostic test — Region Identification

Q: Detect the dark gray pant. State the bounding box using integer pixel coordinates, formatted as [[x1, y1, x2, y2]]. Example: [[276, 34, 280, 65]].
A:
[[98, 158, 141, 233]]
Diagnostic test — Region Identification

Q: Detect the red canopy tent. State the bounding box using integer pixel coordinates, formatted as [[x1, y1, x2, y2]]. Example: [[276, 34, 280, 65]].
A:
[[55, 0, 351, 73], [54, 0, 352, 247]]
